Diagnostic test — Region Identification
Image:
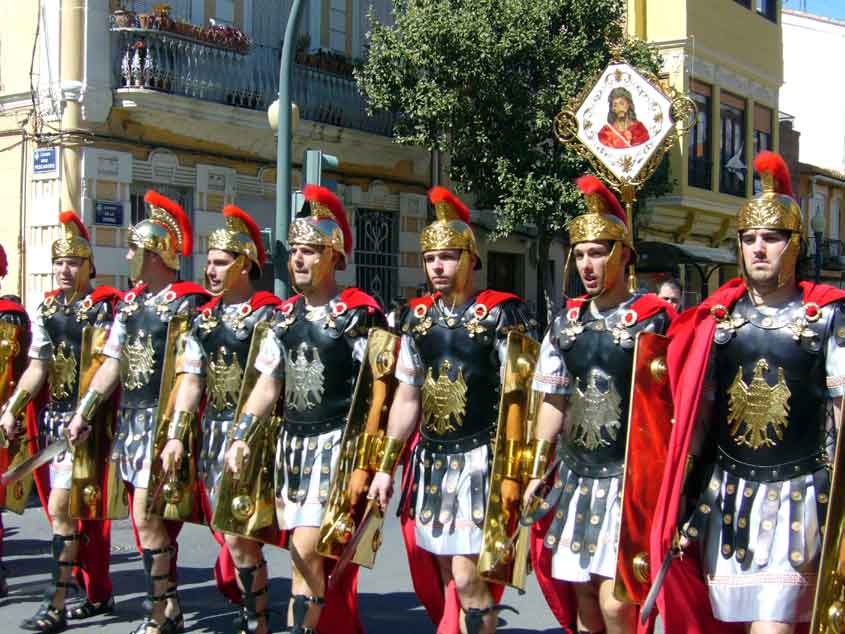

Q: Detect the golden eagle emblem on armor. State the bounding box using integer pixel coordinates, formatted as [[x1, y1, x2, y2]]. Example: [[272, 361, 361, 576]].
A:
[[207, 347, 243, 411], [567, 369, 622, 450], [727, 358, 791, 450], [49, 341, 77, 400], [121, 334, 155, 391], [421, 359, 468, 435], [284, 342, 325, 411]]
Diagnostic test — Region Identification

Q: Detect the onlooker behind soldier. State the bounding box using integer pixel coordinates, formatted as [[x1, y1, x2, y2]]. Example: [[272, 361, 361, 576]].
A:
[[657, 278, 682, 311]]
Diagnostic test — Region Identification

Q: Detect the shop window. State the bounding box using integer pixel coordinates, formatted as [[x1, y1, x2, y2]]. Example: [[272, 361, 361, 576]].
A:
[[720, 91, 746, 197], [688, 80, 713, 190]]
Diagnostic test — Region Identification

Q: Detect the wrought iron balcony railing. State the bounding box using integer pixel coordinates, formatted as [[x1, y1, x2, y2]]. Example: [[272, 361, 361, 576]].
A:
[[111, 27, 395, 136]]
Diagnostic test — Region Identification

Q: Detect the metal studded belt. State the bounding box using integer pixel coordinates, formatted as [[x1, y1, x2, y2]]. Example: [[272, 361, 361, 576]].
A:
[[419, 427, 494, 455], [717, 447, 827, 482], [283, 416, 346, 438]]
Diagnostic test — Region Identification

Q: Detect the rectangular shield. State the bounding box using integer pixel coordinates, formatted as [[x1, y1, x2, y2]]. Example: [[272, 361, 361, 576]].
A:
[[478, 330, 541, 590], [146, 314, 204, 524], [213, 321, 285, 546], [810, 394, 845, 633], [69, 325, 127, 520], [0, 320, 33, 514], [316, 327, 399, 568], [613, 332, 673, 604]]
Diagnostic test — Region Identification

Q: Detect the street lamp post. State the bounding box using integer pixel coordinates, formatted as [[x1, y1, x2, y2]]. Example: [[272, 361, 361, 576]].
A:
[[271, 0, 306, 299], [811, 207, 825, 284]]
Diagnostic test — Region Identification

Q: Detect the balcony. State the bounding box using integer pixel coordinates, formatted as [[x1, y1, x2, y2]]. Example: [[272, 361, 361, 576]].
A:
[[111, 28, 395, 137], [821, 239, 845, 270]]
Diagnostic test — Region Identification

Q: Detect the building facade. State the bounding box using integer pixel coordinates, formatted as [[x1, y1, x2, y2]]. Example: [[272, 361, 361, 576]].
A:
[[626, 0, 783, 304], [0, 0, 561, 317]]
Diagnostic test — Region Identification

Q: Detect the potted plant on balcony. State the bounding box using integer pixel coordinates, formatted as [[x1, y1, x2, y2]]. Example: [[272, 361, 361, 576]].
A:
[[112, 8, 136, 28], [153, 4, 174, 31], [295, 33, 311, 64], [138, 13, 152, 29]]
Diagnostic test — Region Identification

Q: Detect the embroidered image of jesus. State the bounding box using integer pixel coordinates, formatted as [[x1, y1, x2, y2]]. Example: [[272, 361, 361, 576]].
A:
[[598, 87, 650, 149]]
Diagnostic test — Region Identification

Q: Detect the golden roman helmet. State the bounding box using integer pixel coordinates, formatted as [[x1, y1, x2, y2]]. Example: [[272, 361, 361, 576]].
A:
[[128, 191, 193, 281], [736, 151, 803, 289], [52, 211, 95, 293], [420, 186, 480, 266], [566, 175, 633, 294], [288, 185, 351, 270], [208, 204, 267, 289]]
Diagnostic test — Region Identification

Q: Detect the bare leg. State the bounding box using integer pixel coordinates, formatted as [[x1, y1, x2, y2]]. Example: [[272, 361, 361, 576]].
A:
[[597, 577, 635, 634], [749, 622, 795, 634], [226, 534, 269, 634], [287, 526, 325, 633], [573, 580, 605, 633], [451, 554, 496, 634], [133, 487, 180, 626]]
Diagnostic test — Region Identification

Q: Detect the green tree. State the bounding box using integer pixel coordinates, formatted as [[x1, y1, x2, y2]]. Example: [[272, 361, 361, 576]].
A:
[[357, 0, 671, 322]]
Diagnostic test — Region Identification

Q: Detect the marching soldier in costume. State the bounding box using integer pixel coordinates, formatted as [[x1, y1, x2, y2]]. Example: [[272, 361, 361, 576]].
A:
[[522, 176, 674, 634], [0, 214, 120, 633], [159, 204, 280, 634], [68, 191, 210, 634], [650, 153, 845, 634], [0, 243, 32, 598], [225, 185, 384, 634], [368, 186, 536, 634]]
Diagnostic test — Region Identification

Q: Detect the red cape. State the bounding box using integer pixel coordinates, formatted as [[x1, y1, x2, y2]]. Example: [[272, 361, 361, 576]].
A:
[[125, 280, 211, 301], [650, 279, 845, 634]]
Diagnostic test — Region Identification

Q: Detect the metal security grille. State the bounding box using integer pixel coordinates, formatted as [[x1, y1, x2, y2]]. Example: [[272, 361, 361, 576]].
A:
[[355, 208, 398, 310]]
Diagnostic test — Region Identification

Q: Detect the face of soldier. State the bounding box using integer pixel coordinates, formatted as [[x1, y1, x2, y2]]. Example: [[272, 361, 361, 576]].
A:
[[205, 249, 248, 295], [739, 229, 791, 290], [573, 241, 619, 296], [423, 248, 472, 296], [289, 244, 335, 293], [53, 256, 87, 295]]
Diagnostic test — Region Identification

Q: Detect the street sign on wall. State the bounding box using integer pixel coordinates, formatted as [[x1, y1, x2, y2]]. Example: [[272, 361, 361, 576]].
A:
[[32, 148, 58, 177], [94, 201, 124, 226]]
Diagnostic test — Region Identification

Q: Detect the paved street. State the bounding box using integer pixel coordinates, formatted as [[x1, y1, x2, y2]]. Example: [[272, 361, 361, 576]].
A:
[[0, 496, 561, 633]]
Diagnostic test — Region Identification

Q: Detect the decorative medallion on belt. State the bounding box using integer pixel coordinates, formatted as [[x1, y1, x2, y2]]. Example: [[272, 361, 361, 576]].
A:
[[284, 343, 325, 412], [567, 368, 622, 450], [121, 334, 156, 391], [421, 359, 468, 435], [48, 341, 77, 400], [727, 358, 791, 450], [207, 346, 243, 411]]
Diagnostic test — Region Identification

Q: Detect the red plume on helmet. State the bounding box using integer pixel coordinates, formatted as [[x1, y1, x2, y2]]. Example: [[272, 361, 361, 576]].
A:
[[58, 211, 91, 242], [223, 204, 266, 266], [0, 245, 7, 278], [143, 190, 193, 256], [428, 186, 470, 224], [575, 175, 628, 228], [754, 151, 794, 198], [303, 184, 352, 255]]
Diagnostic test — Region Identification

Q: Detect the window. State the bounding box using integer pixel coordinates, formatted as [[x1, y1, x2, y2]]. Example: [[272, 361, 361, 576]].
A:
[[130, 183, 195, 281], [487, 252, 524, 296], [756, 0, 777, 22], [688, 80, 712, 190], [720, 91, 746, 197], [733, 0, 751, 7], [355, 208, 398, 310], [753, 104, 773, 194], [329, 0, 347, 53]]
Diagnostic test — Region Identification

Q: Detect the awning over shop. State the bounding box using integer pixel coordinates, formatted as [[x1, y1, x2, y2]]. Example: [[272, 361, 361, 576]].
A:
[[637, 240, 735, 271]]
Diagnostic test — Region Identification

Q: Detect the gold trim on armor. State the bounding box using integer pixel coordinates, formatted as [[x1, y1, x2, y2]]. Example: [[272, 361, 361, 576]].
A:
[[76, 389, 103, 421], [375, 435, 404, 475], [167, 410, 195, 442], [48, 341, 77, 401], [207, 347, 244, 411], [120, 333, 156, 391], [354, 432, 378, 471], [3, 389, 31, 419], [727, 359, 791, 450], [525, 438, 554, 480], [421, 359, 468, 436], [502, 438, 523, 480]]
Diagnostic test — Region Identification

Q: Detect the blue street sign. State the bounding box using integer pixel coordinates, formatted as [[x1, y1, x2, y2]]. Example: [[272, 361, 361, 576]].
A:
[[94, 201, 124, 226], [33, 148, 57, 175]]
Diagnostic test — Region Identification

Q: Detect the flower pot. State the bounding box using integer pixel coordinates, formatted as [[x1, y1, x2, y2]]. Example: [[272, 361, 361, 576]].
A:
[[138, 14, 151, 29], [113, 10, 135, 28]]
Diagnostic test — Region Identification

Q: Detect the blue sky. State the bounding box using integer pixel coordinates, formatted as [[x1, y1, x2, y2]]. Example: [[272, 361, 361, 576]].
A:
[[782, 0, 845, 20]]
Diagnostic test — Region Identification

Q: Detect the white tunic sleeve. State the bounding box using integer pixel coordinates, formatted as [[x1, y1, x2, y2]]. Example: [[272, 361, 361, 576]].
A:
[[531, 330, 571, 395]]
